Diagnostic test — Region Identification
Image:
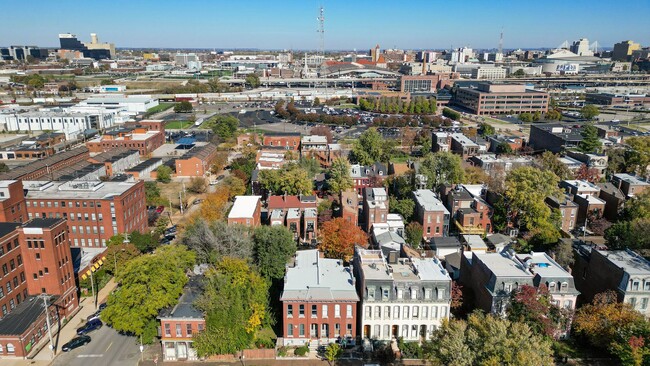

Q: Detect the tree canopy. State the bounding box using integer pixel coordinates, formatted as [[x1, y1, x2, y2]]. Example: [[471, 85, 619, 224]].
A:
[[423, 311, 554, 366], [156, 165, 172, 183], [507, 285, 570, 339], [102, 245, 195, 342], [351, 128, 385, 165], [206, 115, 240, 140], [327, 157, 353, 195], [419, 152, 465, 189], [174, 101, 193, 113], [580, 104, 600, 120], [537, 151, 573, 180], [193, 258, 270, 356], [574, 291, 650, 365], [579, 123, 602, 153], [252, 226, 297, 280], [389, 197, 415, 222], [405, 222, 423, 249], [245, 73, 261, 88], [257, 163, 312, 195], [505, 166, 562, 230], [180, 219, 253, 264], [319, 218, 368, 261]]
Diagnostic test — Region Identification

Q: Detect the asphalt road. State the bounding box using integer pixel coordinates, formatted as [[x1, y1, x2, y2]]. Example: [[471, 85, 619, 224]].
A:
[[52, 326, 141, 366]]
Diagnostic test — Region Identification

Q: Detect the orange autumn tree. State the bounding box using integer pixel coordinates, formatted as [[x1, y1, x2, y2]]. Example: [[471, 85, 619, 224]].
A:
[[318, 218, 368, 261], [198, 189, 230, 221]]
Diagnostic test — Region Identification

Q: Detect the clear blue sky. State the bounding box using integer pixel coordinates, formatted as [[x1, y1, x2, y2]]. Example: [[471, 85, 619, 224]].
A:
[[1, 0, 648, 50]]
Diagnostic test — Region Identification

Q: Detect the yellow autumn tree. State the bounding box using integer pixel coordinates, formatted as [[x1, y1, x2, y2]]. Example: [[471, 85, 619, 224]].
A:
[[193, 257, 270, 356]]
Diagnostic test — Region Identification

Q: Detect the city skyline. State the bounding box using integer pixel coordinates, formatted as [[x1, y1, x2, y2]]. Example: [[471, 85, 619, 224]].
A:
[[0, 0, 648, 50]]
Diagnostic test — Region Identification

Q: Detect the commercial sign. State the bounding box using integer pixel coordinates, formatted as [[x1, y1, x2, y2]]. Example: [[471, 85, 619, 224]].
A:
[[556, 64, 579, 72]]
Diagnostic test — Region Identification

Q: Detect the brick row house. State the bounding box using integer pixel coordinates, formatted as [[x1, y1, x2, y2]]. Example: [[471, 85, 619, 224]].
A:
[[158, 276, 205, 362], [280, 250, 359, 346], [268, 195, 318, 244]]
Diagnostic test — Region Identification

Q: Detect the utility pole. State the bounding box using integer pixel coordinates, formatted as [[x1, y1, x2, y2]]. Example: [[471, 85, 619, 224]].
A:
[[89, 268, 96, 309], [39, 294, 55, 358], [179, 191, 184, 215]]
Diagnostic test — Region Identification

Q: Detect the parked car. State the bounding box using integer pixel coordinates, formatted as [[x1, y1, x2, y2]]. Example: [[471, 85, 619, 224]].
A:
[[77, 318, 103, 335], [87, 310, 102, 322], [156, 206, 165, 214], [62, 335, 91, 352], [98, 302, 107, 311]]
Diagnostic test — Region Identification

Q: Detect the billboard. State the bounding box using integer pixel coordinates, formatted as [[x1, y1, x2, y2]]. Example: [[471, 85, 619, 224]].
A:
[[556, 63, 579, 73]]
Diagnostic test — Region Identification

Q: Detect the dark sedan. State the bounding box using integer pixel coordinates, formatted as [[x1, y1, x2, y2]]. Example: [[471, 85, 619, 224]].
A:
[[62, 335, 91, 352]]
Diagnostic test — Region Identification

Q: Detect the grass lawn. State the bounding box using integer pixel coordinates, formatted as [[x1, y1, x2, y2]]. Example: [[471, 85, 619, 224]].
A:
[[145, 103, 175, 116], [165, 120, 193, 129]]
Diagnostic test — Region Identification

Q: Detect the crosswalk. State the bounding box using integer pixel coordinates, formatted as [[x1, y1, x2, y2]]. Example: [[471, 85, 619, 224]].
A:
[[77, 354, 103, 358]]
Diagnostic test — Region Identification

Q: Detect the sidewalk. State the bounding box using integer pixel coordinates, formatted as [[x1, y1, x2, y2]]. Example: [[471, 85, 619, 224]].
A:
[[0, 279, 118, 366]]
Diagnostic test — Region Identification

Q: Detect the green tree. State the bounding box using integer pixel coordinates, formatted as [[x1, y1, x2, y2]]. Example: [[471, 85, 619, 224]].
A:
[[245, 73, 261, 88], [545, 109, 562, 121], [207, 115, 240, 140], [102, 245, 195, 342], [537, 151, 572, 180], [298, 157, 321, 178], [193, 258, 270, 356], [477, 123, 495, 136], [129, 230, 160, 252], [518, 112, 534, 122], [580, 104, 600, 120], [625, 137, 650, 178], [327, 157, 353, 195], [423, 311, 554, 366], [419, 152, 465, 189], [442, 108, 460, 121], [405, 222, 423, 249], [578, 124, 602, 153], [505, 166, 562, 230], [351, 128, 384, 165], [324, 343, 342, 365], [173, 101, 193, 113], [0, 163, 9, 173], [389, 197, 415, 222], [252, 226, 297, 280], [313, 97, 321, 106], [512, 69, 526, 77], [103, 243, 140, 275], [258, 164, 312, 195], [495, 142, 513, 154], [156, 165, 172, 183]]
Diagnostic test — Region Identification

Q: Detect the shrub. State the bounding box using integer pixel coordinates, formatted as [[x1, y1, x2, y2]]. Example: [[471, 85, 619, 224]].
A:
[[277, 346, 288, 357], [294, 345, 309, 356]]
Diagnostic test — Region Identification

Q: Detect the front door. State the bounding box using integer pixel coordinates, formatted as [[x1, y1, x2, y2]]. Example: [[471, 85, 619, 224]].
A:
[[310, 323, 318, 338], [177, 342, 188, 360], [321, 323, 329, 338]]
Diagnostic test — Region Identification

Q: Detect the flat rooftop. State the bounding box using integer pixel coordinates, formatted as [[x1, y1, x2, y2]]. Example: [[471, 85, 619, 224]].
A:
[[280, 249, 359, 302], [526, 252, 572, 278], [474, 252, 533, 278], [228, 196, 261, 219], [23, 180, 139, 200], [413, 189, 448, 213], [598, 249, 650, 275]]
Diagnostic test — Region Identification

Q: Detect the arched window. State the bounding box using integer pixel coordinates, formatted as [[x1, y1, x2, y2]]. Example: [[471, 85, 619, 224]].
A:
[[6, 343, 14, 353]]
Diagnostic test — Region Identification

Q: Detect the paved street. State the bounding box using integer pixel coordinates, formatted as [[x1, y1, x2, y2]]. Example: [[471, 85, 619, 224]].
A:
[[51, 325, 142, 366]]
